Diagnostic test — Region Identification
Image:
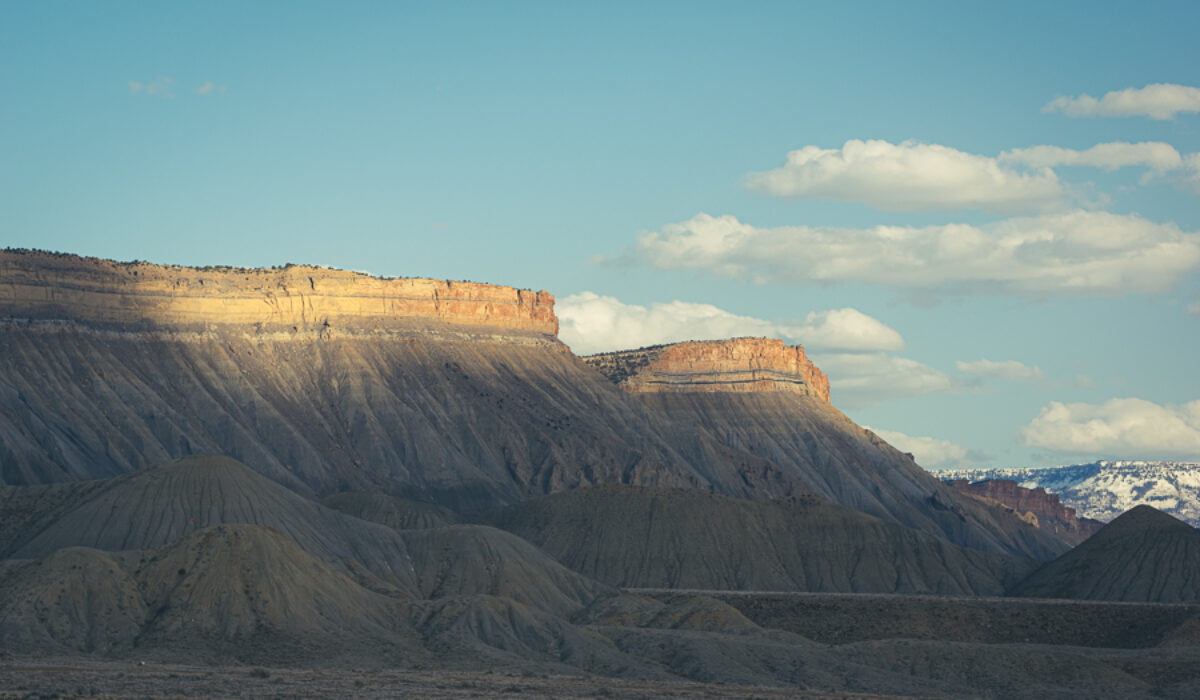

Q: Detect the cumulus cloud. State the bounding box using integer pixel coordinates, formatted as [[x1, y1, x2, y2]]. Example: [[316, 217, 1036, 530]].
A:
[[869, 428, 973, 469], [1043, 83, 1200, 120], [556, 292, 903, 356], [956, 359, 1045, 382], [794, 308, 904, 352], [809, 352, 958, 408], [1000, 142, 1183, 173], [195, 81, 227, 96], [744, 139, 1065, 214], [1020, 398, 1200, 459], [625, 210, 1200, 296], [128, 77, 174, 96]]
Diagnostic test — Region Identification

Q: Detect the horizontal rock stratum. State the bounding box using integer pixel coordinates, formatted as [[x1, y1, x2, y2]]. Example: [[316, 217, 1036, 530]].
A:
[[0, 249, 557, 338], [584, 338, 831, 404]]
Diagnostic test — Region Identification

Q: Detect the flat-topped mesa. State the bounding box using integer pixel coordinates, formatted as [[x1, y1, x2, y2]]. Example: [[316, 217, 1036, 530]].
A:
[[584, 338, 831, 404], [0, 249, 557, 339]]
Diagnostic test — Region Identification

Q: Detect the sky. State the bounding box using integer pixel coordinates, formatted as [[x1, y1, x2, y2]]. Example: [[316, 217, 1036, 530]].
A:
[[2, 1, 1199, 470]]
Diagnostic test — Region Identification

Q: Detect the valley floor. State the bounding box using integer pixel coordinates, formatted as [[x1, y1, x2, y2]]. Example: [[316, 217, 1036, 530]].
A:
[[0, 657, 901, 700]]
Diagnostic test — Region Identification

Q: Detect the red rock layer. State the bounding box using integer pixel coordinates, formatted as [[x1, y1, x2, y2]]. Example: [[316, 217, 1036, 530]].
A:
[[585, 338, 831, 404], [0, 250, 557, 338], [946, 479, 1104, 544]]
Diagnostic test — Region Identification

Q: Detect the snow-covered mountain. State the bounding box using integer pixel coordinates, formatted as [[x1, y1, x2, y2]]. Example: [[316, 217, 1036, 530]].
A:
[[935, 461, 1200, 527]]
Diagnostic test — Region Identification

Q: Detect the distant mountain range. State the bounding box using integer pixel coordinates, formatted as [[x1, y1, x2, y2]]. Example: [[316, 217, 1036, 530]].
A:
[[936, 461, 1200, 527]]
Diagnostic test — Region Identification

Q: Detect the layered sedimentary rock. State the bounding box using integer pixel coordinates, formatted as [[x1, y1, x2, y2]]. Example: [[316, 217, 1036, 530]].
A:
[[586, 339, 1068, 560], [0, 250, 1065, 559], [0, 249, 557, 338], [587, 338, 830, 403], [946, 479, 1103, 546], [0, 251, 798, 508]]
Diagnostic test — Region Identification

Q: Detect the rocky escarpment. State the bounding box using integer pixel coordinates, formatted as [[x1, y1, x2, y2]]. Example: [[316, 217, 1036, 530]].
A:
[[586, 338, 830, 403], [0, 251, 805, 508], [584, 338, 1068, 560], [0, 249, 557, 339], [945, 479, 1104, 546]]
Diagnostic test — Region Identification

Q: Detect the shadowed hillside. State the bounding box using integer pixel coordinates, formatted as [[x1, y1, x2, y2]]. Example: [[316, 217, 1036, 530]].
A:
[[494, 485, 1035, 595], [0, 455, 610, 614], [587, 341, 1069, 560], [1011, 505, 1200, 603]]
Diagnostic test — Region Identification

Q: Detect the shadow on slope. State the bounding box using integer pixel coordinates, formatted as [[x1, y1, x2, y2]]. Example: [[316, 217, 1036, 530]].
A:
[[0, 455, 610, 615], [628, 392, 1069, 560], [1011, 505, 1200, 603], [494, 485, 1034, 595]]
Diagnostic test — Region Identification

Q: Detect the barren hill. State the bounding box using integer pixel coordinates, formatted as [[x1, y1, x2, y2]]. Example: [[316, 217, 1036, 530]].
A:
[[1011, 505, 1200, 603], [494, 485, 1034, 595], [0, 455, 610, 615]]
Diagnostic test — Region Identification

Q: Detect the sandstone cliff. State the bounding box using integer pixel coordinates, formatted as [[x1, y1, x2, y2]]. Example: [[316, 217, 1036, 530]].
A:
[[0, 249, 557, 338], [586, 338, 830, 403], [584, 338, 1068, 560], [0, 250, 800, 508], [946, 479, 1104, 546]]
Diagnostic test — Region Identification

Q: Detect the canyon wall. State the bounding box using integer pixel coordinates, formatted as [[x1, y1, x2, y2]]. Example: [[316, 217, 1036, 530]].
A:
[[0, 250, 557, 339], [585, 338, 831, 404], [946, 479, 1104, 545]]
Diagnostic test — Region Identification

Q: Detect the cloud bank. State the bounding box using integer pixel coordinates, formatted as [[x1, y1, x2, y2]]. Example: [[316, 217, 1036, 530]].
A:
[[1043, 83, 1200, 120], [556, 292, 903, 356], [810, 352, 958, 409], [1020, 398, 1200, 459], [1000, 141, 1183, 173], [744, 139, 1064, 213], [626, 211, 1200, 296]]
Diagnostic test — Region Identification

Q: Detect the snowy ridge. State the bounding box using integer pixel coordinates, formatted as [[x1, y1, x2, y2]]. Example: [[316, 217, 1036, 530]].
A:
[[935, 461, 1200, 527]]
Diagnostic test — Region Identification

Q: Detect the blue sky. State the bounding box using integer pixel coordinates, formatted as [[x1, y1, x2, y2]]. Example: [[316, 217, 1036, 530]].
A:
[[3, 1, 1200, 469]]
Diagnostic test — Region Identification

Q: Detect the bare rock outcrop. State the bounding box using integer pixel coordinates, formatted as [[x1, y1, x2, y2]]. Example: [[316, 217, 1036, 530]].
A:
[[584, 339, 1067, 560], [0, 249, 557, 339], [945, 478, 1104, 546], [585, 338, 830, 403]]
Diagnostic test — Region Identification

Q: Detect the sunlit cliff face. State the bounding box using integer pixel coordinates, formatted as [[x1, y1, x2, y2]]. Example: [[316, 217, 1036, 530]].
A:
[[585, 337, 831, 404], [0, 250, 558, 338]]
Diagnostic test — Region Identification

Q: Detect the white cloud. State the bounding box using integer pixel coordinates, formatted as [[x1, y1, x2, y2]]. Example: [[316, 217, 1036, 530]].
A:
[[870, 428, 971, 469], [626, 210, 1200, 296], [128, 77, 174, 96], [1020, 398, 1200, 459], [556, 292, 902, 356], [1043, 83, 1200, 120], [793, 308, 904, 352], [195, 81, 227, 96], [744, 139, 1065, 214], [558, 292, 781, 355], [956, 359, 1045, 382], [810, 352, 958, 408], [1000, 142, 1183, 173]]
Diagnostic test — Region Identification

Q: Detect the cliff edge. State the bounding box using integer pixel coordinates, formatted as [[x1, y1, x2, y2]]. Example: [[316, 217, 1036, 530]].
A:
[[584, 338, 831, 404], [0, 249, 557, 339]]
